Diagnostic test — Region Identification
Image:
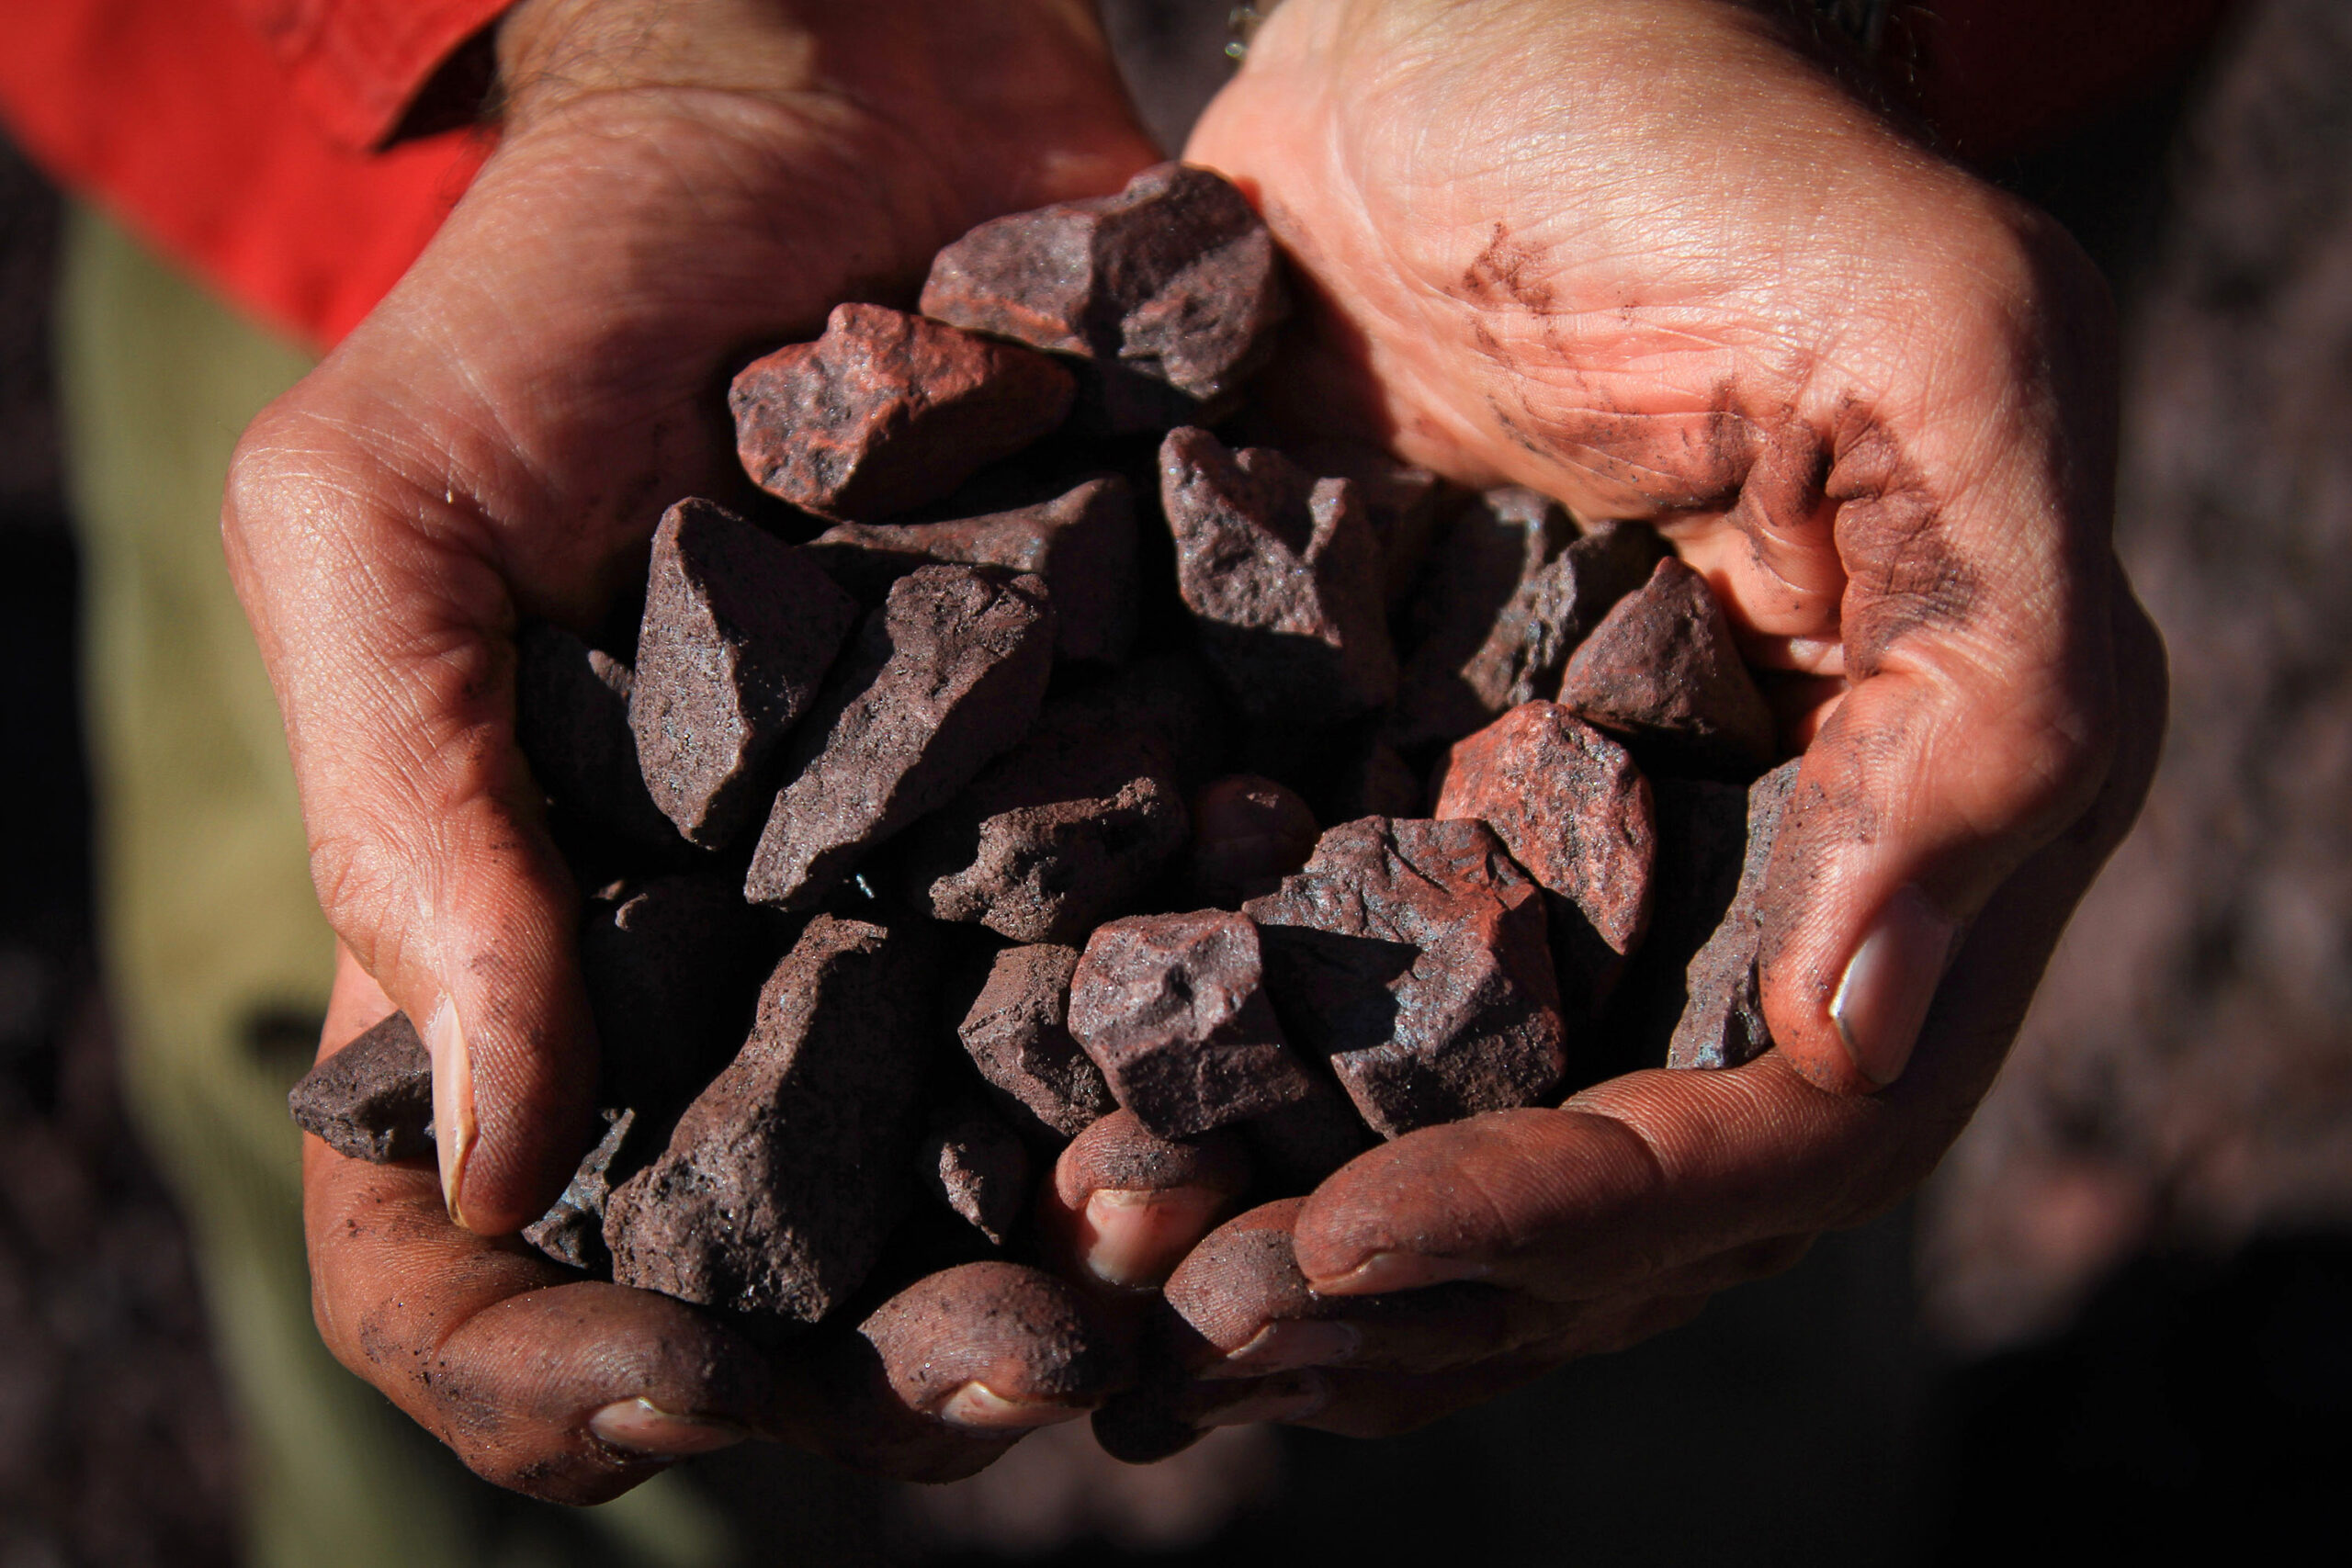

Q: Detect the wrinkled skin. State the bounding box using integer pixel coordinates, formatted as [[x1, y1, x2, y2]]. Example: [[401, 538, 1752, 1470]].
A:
[[239, 0, 2164, 1495]]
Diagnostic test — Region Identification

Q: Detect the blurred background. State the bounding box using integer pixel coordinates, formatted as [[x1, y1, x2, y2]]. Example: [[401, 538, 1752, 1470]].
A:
[[4, 0, 2350, 1562]]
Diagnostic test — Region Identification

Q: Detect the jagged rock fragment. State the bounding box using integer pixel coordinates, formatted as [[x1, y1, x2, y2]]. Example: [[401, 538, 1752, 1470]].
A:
[[1246, 817, 1567, 1137], [955, 943, 1118, 1142], [731, 303, 1074, 520], [604, 916, 930, 1321], [1670, 760, 1802, 1070], [1600, 778, 1753, 1070], [918, 1099, 1033, 1246], [921, 162, 1289, 431], [745, 565, 1055, 909], [514, 622, 680, 854], [1068, 910, 1315, 1138], [628, 499, 858, 849], [1294, 439, 1450, 609], [1469, 519, 1670, 711], [1160, 426, 1396, 725], [1390, 487, 1576, 750], [288, 1010, 432, 1163], [522, 1108, 642, 1274], [1558, 557, 1776, 779]]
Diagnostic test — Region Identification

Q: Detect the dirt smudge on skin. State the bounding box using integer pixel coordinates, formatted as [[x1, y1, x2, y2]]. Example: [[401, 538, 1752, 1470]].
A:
[[1459, 222, 1558, 315], [1828, 416, 1984, 676]]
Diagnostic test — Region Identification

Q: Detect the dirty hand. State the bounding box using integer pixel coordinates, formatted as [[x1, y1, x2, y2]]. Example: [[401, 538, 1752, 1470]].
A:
[[234, 0, 1159, 1499], [1128, 0, 2168, 1441]]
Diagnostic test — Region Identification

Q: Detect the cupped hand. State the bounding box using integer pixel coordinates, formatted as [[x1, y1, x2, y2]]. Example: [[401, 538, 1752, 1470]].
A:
[[1139, 0, 2168, 1439], [232, 0, 1161, 1495]]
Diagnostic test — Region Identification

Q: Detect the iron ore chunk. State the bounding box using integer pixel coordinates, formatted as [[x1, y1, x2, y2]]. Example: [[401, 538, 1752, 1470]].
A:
[[522, 1108, 644, 1274], [514, 622, 681, 854], [1670, 760, 1802, 1070], [895, 659, 1219, 943], [582, 873, 761, 1117], [1068, 910, 1316, 1139], [920, 162, 1289, 431], [956, 943, 1118, 1142], [628, 499, 858, 849], [288, 1010, 433, 1163], [1390, 487, 1575, 750], [1558, 557, 1775, 780], [1161, 426, 1396, 726], [917, 1098, 1033, 1247], [807, 476, 1139, 664], [745, 565, 1055, 910], [1293, 439, 1450, 610], [1434, 702, 1657, 1017], [1473, 520, 1671, 711], [1600, 777, 1753, 1071], [1245, 817, 1568, 1138], [731, 303, 1074, 521], [604, 916, 931, 1322]]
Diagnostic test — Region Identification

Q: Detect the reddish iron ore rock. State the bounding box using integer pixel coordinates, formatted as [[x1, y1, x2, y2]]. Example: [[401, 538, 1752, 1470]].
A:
[[604, 916, 930, 1322], [745, 565, 1055, 909], [1390, 487, 1576, 750], [894, 659, 1220, 943], [917, 1098, 1033, 1247], [920, 162, 1289, 431], [1294, 439, 1451, 609], [288, 1010, 432, 1163], [955, 942, 1118, 1142], [628, 499, 858, 850], [1469, 519, 1670, 711], [1160, 427, 1396, 725], [1434, 703, 1657, 1017], [1188, 773, 1320, 907], [522, 1108, 642, 1274], [1245, 817, 1568, 1138], [1669, 760, 1802, 1070], [1600, 777, 1752, 1069], [807, 476, 1139, 664], [514, 621, 681, 854], [1068, 910, 1316, 1138], [581, 873, 760, 1117], [730, 302, 1074, 520], [1558, 557, 1775, 779]]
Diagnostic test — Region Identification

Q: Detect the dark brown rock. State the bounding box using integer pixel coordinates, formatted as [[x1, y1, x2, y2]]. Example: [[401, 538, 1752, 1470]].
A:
[[1468, 519, 1671, 711], [730, 302, 1074, 520], [1600, 777, 1752, 1072], [288, 1010, 432, 1163], [1160, 427, 1396, 725], [956, 943, 1119, 1142], [604, 916, 930, 1322], [1068, 910, 1316, 1138], [1434, 703, 1656, 1016], [744, 565, 1055, 909], [920, 162, 1289, 432], [807, 476, 1139, 664], [581, 873, 761, 1117], [1239, 1071, 1374, 1193], [1187, 773, 1320, 908], [1669, 761, 1802, 1070], [514, 622, 681, 854], [522, 1108, 643, 1274], [917, 1099, 1033, 1246], [1390, 487, 1576, 750], [1245, 817, 1567, 1138], [1293, 439, 1451, 609], [892, 659, 1220, 942], [628, 499, 858, 849], [1558, 557, 1776, 779]]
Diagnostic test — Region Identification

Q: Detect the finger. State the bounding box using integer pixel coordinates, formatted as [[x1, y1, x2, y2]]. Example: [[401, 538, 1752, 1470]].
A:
[[775, 1261, 1127, 1483], [1293, 591, 2165, 1299], [1187, 773, 1321, 906], [1038, 1111, 1254, 1291], [305, 956, 765, 1503]]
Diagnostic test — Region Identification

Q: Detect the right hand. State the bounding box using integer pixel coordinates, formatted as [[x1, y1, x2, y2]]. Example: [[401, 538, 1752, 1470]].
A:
[[235, 0, 1164, 1497]]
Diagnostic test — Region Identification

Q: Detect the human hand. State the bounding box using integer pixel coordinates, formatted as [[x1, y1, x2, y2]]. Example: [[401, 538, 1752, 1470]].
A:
[[1120, 0, 2167, 1441], [232, 0, 1160, 1495]]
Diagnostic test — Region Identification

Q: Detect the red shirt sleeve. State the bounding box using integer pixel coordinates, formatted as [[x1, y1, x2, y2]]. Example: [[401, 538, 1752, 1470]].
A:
[[0, 0, 504, 350]]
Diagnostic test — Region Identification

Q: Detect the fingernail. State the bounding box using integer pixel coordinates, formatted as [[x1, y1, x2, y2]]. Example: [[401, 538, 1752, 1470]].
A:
[[1309, 1250, 1489, 1296], [1200, 1371, 1329, 1428], [1081, 1187, 1229, 1288], [589, 1398, 745, 1459], [1830, 884, 1960, 1088], [936, 1382, 1087, 1432], [424, 997, 477, 1228], [1208, 1318, 1362, 1378]]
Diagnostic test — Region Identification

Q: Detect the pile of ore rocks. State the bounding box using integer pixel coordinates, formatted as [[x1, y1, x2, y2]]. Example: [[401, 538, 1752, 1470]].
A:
[[291, 163, 1799, 1340]]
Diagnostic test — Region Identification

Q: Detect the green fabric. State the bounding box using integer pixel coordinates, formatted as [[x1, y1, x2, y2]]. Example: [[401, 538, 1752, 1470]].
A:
[[55, 203, 738, 1568]]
